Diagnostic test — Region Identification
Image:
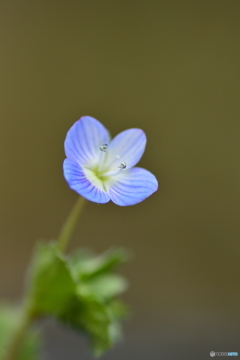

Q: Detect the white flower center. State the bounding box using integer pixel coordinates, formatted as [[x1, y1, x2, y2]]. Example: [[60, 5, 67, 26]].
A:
[[83, 144, 127, 193], [99, 144, 127, 176]]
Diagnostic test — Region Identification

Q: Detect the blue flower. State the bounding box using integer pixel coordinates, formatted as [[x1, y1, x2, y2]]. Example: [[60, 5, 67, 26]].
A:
[[63, 116, 158, 206]]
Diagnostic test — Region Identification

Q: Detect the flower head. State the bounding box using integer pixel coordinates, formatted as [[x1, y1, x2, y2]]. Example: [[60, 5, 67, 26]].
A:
[[63, 116, 158, 206]]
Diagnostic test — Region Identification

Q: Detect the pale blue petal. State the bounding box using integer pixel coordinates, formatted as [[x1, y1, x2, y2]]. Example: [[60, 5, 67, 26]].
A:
[[107, 167, 158, 206], [105, 129, 146, 170], [64, 116, 111, 167], [63, 158, 110, 203]]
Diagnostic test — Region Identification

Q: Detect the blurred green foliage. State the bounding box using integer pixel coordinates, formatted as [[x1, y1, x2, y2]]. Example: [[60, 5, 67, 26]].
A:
[[26, 242, 128, 358], [0, 304, 40, 360]]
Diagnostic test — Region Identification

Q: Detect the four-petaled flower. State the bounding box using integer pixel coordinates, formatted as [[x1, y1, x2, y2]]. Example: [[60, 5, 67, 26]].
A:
[[63, 116, 158, 206]]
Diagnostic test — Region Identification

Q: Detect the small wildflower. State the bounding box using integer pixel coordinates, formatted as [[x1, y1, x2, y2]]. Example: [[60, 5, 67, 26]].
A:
[[63, 116, 158, 206]]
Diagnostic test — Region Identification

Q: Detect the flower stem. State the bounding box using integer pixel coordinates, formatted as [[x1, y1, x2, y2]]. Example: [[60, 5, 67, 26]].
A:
[[57, 196, 87, 252], [4, 300, 33, 360]]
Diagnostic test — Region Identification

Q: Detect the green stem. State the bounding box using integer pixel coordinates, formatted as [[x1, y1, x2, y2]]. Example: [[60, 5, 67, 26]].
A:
[[57, 196, 86, 252], [4, 300, 33, 360]]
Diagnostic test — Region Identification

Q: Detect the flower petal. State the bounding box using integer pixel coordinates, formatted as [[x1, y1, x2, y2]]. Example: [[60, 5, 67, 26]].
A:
[[105, 129, 146, 170], [63, 158, 110, 203], [107, 167, 158, 206], [64, 116, 111, 167]]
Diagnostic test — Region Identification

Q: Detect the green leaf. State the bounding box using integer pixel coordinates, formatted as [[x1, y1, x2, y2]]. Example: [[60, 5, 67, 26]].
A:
[[102, 300, 129, 347], [0, 303, 40, 360], [59, 295, 110, 356], [107, 299, 129, 320], [18, 331, 40, 360], [60, 247, 130, 356], [28, 242, 76, 317], [60, 294, 127, 358], [25, 244, 129, 357], [69, 248, 129, 281], [78, 274, 128, 299]]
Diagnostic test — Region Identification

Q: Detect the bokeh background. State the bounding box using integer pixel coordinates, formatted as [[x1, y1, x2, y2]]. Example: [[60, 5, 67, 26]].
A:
[[1, 1, 240, 359]]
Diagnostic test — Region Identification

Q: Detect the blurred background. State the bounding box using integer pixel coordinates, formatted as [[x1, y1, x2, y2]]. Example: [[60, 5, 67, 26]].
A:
[[1, 1, 240, 359]]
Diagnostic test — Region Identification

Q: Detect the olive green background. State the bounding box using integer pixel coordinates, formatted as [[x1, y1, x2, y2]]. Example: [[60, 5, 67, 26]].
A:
[[0, 1, 240, 359]]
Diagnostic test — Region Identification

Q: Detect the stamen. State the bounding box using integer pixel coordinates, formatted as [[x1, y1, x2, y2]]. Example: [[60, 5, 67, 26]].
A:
[[104, 154, 121, 170], [103, 162, 127, 177], [100, 144, 108, 152], [98, 144, 108, 168], [118, 162, 126, 169]]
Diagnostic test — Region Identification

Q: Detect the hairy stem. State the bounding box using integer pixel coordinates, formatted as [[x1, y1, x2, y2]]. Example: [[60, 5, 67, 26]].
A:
[[57, 196, 87, 252]]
